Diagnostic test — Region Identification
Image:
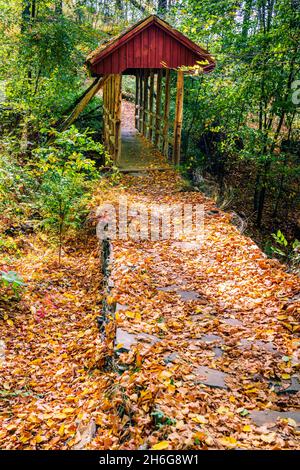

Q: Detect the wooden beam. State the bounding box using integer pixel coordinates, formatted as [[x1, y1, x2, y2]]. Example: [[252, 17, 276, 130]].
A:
[[135, 74, 139, 130], [139, 71, 143, 133], [173, 70, 184, 166], [163, 69, 171, 157], [148, 71, 155, 141], [142, 71, 149, 136], [114, 74, 122, 164], [154, 70, 162, 148], [59, 75, 110, 132]]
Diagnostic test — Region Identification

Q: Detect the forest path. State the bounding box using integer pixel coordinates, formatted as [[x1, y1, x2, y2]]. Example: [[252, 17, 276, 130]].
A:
[[118, 100, 168, 171], [90, 168, 300, 449]]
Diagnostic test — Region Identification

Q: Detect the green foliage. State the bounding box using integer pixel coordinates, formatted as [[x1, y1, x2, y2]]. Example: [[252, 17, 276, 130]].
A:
[[267, 230, 300, 271], [34, 126, 105, 262], [151, 409, 176, 428], [0, 270, 25, 299]]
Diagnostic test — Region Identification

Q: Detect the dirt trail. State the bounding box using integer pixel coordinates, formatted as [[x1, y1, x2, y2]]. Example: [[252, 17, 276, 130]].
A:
[[0, 105, 299, 449], [90, 169, 300, 450]]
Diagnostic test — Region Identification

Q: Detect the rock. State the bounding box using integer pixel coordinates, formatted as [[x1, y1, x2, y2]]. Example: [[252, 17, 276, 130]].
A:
[[198, 333, 223, 344], [163, 352, 178, 364], [115, 328, 137, 352], [177, 290, 200, 301], [158, 286, 200, 301], [115, 328, 160, 353], [213, 346, 223, 358], [277, 376, 300, 395], [115, 303, 129, 312], [220, 317, 243, 327], [195, 366, 228, 389], [250, 410, 300, 427], [239, 339, 279, 355]]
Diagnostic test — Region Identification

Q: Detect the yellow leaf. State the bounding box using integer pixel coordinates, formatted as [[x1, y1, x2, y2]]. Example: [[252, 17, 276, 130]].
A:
[[7, 319, 14, 327], [58, 424, 65, 437], [192, 415, 207, 424], [217, 406, 230, 415], [242, 425, 252, 432], [62, 407, 75, 414], [35, 435, 44, 443], [54, 413, 67, 420], [125, 311, 135, 319], [3, 313, 8, 320], [158, 323, 168, 332], [219, 436, 237, 447], [115, 343, 124, 350], [152, 441, 170, 450], [281, 373, 290, 380]]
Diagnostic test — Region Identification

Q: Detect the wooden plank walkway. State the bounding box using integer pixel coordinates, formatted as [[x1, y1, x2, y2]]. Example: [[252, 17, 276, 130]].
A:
[[118, 101, 169, 172]]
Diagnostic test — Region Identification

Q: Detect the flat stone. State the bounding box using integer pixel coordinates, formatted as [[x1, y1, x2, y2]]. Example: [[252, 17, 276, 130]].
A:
[[250, 410, 300, 427], [115, 303, 129, 312], [178, 290, 200, 301], [277, 376, 300, 395], [195, 366, 228, 389], [239, 338, 278, 354], [163, 352, 178, 364], [198, 333, 223, 344], [158, 286, 200, 301], [115, 328, 160, 353], [213, 346, 224, 358], [115, 328, 137, 351], [157, 285, 182, 292], [220, 318, 243, 327]]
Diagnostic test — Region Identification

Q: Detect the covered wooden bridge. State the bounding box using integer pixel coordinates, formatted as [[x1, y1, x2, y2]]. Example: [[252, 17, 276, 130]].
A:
[[62, 15, 215, 168]]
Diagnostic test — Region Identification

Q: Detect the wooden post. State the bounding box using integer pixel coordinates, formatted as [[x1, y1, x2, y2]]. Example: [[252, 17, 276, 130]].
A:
[[103, 80, 107, 147], [142, 71, 149, 136], [163, 69, 171, 157], [154, 70, 162, 149], [148, 71, 154, 141], [139, 71, 143, 133], [58, 75, 109, 132], [173, 70, 184, 166], [135, 74, 139, 130], [114, 74, 122, 164]]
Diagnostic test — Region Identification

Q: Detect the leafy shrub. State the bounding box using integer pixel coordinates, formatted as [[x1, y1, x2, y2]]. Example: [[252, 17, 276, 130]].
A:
[[34, 126, 108, 262], [0, 271, 25, 299]]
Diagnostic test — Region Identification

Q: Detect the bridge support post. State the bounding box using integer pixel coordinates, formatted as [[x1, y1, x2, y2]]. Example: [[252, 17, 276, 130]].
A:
[[163, 69, 171, 158], [173, 70, 184, 166], [154, 70, 162, 149]]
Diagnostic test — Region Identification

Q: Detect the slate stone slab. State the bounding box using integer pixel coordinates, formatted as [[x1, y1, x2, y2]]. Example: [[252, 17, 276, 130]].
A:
[[239, 338, 279, 355], [195, 366, 228, 389], [196, 333, 223, 344], [115, 303, 129, 312], [213, 346, 224, 358], [250, 410, 300, 427], [115, 328, 160, 353], [163, 352, 178, 364], [277, 376, 300, 395], [158, 286, 200, 301], [220, 318, 243, 327]]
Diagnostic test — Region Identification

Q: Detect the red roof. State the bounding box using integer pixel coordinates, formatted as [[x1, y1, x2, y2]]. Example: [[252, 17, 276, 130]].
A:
[[86, 15, 215, 75]]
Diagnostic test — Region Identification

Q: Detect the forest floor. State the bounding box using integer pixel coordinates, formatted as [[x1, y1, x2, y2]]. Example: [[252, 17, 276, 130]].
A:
[[0, 101, 299, 450]]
